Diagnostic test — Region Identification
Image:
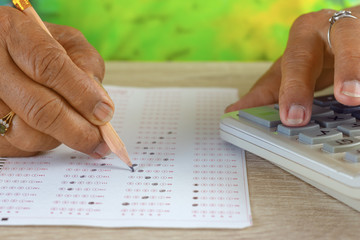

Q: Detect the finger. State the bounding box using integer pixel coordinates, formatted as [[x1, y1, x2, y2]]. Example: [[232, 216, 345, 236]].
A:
[[330, 12, 360, 106], [0, 139, 37, 157], [225, 58, 282, 112], [7, 115, 61, 152], [46, 23, 105, 83], [0, 48, 111, 158], [279, 11, 326, 126], [0, 100, 60, 153], [1, 7, 113, 125], [225, 62, 334, 113]]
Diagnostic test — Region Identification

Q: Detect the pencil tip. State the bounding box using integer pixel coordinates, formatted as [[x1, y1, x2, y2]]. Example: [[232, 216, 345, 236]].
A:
[[130, 166, 135, 172]]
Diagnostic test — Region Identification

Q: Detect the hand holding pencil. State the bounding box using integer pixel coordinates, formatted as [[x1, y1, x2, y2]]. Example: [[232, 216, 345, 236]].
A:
[[0, 1, 132, 170]]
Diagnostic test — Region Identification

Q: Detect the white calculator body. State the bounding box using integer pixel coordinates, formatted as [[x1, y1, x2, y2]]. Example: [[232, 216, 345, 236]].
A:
[[220, 95, 360, 211]]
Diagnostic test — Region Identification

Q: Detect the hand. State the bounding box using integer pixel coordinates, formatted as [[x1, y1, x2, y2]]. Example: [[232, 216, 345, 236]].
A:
[[226, 7, 360, 126], [0, 6, 113, 157]]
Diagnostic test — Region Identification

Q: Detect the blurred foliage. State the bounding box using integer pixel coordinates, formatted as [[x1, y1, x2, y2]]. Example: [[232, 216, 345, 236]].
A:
[[2, 0, 360, 61]]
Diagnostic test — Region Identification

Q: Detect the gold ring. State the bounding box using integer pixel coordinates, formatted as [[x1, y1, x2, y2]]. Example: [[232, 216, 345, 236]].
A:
[[0, 111, 15, 136]]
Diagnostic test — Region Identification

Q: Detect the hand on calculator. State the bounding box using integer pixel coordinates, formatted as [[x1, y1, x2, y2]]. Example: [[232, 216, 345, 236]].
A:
[[226, 6, 360, 127]]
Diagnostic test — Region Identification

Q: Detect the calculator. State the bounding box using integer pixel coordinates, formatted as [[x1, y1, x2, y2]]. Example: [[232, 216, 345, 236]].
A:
[[220, 95, 360, 211]]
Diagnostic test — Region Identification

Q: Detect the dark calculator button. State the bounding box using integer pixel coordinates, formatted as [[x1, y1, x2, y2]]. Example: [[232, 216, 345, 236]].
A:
[[313, 94, 338, 107], [351, 111, 360, 120], [330, 103, 360, 114], [311, 105, 334, 118]]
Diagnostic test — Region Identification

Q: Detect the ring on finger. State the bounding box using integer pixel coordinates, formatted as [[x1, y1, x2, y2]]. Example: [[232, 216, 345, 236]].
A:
[[0, 111, 15, 136], [327, 10, 358, 49]]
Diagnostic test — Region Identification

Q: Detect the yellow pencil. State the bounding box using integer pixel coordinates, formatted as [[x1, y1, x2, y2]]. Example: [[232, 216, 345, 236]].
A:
[[12, 0, 134, 172]]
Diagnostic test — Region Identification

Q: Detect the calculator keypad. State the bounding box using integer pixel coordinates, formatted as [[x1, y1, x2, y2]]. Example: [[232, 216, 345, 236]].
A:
[[298, 128, 342, 145], [237, 94, 360, 163]]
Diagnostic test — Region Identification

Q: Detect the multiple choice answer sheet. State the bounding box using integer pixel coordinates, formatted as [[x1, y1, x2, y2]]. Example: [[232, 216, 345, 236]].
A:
[[0, 86, 252, 229]]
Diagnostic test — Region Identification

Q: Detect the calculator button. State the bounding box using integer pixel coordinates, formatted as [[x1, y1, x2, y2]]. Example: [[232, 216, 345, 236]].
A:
[[277, 123, 320, 136], [322, 137, 360, 153], [238, 106, 281, 128], [310, 105, 334, 118], [313, 114, 356, 128], [351, 111, 360, 120], [313, 94, 337, 107], [337, 122, 360, 137], [344, 150, 360, 163], [299, 128, 343, 145], [330, 103, 360, 114]]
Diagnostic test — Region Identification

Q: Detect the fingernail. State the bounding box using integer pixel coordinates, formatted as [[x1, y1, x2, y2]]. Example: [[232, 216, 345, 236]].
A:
[[92, 142, 112, 158], [287, 104, 305, 125], [341, 80, 360, 97], [94, 102, 114, 123]]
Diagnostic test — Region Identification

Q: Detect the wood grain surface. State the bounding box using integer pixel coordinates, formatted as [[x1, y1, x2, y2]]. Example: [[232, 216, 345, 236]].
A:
[[1, 62, 359, 240]]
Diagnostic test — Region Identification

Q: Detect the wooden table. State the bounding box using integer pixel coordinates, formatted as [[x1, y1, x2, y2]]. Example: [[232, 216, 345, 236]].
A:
[[2, 62, 359, 240]]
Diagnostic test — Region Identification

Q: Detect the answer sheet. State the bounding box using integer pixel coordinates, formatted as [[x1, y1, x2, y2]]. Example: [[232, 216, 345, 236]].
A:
[[0, 86, 252, 229]]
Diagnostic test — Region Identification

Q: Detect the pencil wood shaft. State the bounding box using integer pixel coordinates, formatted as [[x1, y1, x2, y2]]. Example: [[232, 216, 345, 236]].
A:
[[23, 7, 52, 36], [99, 123, 132, 166], [13, 1, 132, 168]]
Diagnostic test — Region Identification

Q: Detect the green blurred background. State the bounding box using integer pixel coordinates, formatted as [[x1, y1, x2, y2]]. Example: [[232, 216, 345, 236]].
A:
[[2, 0, 360, 61]]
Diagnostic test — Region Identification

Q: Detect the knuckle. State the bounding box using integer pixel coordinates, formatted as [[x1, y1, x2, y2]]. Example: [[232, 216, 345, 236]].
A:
[[32, 47, 68, 88], [292, 10, 326, 31], [72, 83, 91, 106], [279, 79, 307, 97], [293, 12, 315, 27], [291, 9, 330, 32], [63, 25, 84, 38], [25, 97, 65, 133], [316, 8, 333, 16], [57, 25, 86, 45], [282, 50, 314, 69]]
